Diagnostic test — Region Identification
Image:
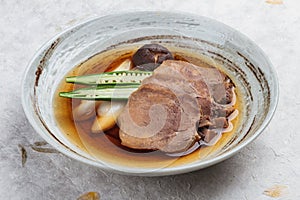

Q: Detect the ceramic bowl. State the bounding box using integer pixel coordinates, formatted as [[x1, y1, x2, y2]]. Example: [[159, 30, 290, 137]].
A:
[[22, 11, 278, 176]]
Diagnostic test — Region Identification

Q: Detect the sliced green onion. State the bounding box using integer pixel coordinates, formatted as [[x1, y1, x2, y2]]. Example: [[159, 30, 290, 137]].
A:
[[59, 85, 139, 100], [66, 70, 153, 85]]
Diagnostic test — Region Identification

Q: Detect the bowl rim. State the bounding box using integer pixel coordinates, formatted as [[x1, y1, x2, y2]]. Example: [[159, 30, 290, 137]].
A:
[[21, 11, 279, 176]]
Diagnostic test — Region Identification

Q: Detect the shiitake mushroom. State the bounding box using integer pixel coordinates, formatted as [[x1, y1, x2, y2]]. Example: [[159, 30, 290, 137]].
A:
[[132, 44, 174, 71]]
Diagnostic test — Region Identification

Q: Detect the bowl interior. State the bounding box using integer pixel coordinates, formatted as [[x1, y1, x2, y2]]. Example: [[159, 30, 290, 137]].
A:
[[22, 11, 278, 176]]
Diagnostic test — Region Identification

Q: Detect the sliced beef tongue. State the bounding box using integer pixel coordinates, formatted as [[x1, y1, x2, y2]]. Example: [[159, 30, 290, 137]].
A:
[[117, 60, 235, 153]]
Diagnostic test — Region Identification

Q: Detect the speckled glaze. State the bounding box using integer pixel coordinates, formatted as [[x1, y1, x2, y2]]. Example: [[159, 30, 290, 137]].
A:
[[22, 11, 278, 176]]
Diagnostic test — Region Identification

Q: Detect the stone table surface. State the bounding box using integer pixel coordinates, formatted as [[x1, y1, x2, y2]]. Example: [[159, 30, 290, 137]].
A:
[[1, 0, 299, 199]]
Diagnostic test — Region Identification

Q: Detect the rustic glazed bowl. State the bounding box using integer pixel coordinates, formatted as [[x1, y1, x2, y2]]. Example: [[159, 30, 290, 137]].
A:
[[22, 11, 278, 176]]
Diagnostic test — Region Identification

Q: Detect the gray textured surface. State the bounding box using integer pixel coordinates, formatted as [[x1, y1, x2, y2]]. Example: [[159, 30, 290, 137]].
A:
[[0, 0, 299, 199]]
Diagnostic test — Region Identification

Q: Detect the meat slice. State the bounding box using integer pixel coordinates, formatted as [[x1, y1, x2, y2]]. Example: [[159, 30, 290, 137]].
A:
[[117, 60, 235, 153]]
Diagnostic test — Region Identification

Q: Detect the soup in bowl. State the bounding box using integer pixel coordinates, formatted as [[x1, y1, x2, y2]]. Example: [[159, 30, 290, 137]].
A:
[[22, 12, 278, 176]]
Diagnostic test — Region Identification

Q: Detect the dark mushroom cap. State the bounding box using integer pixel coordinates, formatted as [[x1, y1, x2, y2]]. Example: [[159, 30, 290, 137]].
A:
[[132, 44, 174, 71]]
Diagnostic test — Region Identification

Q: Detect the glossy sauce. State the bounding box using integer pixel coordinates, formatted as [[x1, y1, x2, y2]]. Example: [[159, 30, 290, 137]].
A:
[[53, 45, 244, 168]]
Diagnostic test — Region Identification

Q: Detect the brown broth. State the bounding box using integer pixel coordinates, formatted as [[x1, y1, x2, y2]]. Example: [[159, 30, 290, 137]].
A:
[[53, 45, 244, 168]]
